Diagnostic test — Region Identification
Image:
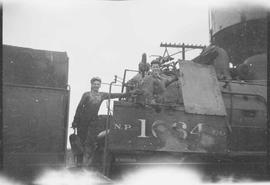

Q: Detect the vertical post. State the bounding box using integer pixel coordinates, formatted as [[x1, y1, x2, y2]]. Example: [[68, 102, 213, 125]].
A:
[[182, 44, 185, 60], [162, 47, 168, 58], [228, 82, 233, 129], [102, 78, 116, 176], [208, 8, 213, 44], [121, 70, 127, 94], [267, 12, 270, 179], [0, 4, 3, 172], [64, 85, 71, 167]]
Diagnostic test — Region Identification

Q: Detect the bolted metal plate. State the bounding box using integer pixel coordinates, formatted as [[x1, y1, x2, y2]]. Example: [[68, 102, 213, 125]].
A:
[[179, 60, 227, 116]]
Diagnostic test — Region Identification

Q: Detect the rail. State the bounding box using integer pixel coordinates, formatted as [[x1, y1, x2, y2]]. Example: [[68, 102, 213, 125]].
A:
[[103, 77, 117, 175], [120, 69, 139, 94]]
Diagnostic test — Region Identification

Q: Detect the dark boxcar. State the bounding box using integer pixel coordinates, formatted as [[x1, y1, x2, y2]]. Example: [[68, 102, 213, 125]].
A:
[[3, 45, 70, 182], [3, 45, 69, 88]]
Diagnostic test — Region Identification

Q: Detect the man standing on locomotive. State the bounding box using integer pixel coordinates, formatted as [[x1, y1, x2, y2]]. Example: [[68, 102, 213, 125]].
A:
[[140, 59, 179, 105], [71, 77, 130, 166]]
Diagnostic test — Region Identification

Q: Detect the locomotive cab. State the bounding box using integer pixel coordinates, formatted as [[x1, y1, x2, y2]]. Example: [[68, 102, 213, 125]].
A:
[[101, 51, 267, 178], [101, 59, 225, 177]]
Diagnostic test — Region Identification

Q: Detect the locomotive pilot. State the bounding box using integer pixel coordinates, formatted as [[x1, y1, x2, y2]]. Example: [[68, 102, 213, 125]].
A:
[[71, 77, 130, 166]]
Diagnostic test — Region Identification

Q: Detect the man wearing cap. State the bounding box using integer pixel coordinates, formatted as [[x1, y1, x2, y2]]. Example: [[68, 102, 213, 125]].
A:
[[140, 59, 179, 105], [72, 77, 129, 166]]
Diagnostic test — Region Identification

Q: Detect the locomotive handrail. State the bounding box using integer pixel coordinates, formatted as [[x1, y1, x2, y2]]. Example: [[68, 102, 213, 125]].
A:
[[221, 90, 267, 106], [103, 77, 117, 175], [102, 82, 122, 87], [221, 90, 267, 129], [121, 69, 139, 94], [219, 79, 267, 86]]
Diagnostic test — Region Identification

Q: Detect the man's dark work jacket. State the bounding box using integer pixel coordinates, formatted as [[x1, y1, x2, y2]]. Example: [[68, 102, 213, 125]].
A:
[[73, 91, 126, 143]]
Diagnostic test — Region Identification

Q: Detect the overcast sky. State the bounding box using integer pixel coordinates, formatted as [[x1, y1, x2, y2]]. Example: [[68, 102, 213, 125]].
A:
[[3, 0, 268, 139]]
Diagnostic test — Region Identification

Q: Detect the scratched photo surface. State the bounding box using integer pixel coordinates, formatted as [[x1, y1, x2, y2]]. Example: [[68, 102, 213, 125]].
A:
[[2, 0, 269, 184]]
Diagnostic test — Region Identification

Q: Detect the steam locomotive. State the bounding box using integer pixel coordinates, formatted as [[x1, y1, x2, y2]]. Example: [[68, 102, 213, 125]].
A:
[[2, 3, 268, 183], [97, 47, 267, 180], [95, 5, 268, 180]]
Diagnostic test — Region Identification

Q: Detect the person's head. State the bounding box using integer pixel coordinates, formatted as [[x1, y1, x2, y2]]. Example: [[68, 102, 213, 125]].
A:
[[151, 59, 161, 77], [90, 77, 101, 92]]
